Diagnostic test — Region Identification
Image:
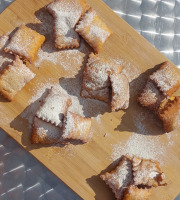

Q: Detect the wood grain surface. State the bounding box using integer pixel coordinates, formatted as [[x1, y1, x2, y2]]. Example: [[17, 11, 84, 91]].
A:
[[0, 0, 180, 199]]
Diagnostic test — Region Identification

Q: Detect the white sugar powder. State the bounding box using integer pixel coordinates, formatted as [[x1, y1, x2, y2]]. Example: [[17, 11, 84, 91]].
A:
[[21, 74, 109, 125], [34, 38, 90, 76], [111, 133, 165, 162], [88, 25, 110, 43], [0, 35, 13, 72]]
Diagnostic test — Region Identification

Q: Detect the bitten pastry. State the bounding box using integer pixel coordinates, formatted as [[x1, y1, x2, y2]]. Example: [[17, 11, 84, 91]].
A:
[[149, 61, 180, 97], [4, 25, 45, 63], [62, 111, 91, 143], [159, 96, 180, 132], [36, 87, 72, 127], [101, 155, 166, 200], [100, 155, 133, 200], [0, 56, 35, 101], [132, 156, 165, 187], [32, 116, 65, 144], [137, 80, 165, 114], [76, 8, 112, 53], [81, 52, 123, 103], [46, 0, 89, 49], [110, 73, 129, 111], [123, 185, 152, 200]]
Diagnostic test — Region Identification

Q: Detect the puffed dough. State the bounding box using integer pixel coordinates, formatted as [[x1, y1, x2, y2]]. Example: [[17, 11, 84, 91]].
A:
[[76, 8, 112, 53], [159, 96, 180, 132], [81, 52, 123, 103], [32, 116, 66, 144], [46, 0, 89, 49], [110, 73, 129, 111], [62, 111, 92, 143], [123, 185, 152, 200], [132, 156, 166, 187], [100, 156, 133, 200], [36, 87, 72, 127], [137, 80, 165, 114], [4, 25, 45, 63], [149, 61, 180, 97], [0, 56, 35, 101]]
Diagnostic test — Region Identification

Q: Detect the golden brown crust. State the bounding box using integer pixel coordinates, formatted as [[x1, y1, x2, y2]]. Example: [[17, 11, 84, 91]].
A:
[[123, 185, 152, 200], [4, 25, 45, 63], [32, 116, 66, 144], [62, 111, 92, 143], [81, 52, 123, 103], [46, 0, 90, 49], [76, 8, 112, 53], [159, 96, 180, 132], [0, 56, 35, 101], [132, 156, 166, 188], [149, 61, 180, 97], [100, 155, 133, 200]]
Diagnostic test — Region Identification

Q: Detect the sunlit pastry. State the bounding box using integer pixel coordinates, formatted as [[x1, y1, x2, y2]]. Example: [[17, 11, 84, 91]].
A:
[[36, 87, 72, 127], [4, 25, 45, 63], [100, 155, 133, 200], [0, 56, 35, 101], [110, 73, 129, 111], [32, 116, 65, 144], [132, 156, 165, 187], [81, 52, 123, 103], [76, 8, 112, 53], [149, 61, 180, 97], [47, 0, 89, 49], [62, 111, 91, 143], [123, 185, 152, 200], [159, 96, 180, 132]]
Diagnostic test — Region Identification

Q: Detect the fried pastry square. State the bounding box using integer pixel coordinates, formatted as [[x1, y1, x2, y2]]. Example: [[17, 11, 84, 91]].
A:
[[0, 56, 35, 101], [159, 96, 180, 132], [4, 25, 45, 63], [123, 185, 152, 200], [62, 111, 92, 143], [132, 156, 165, 187], [47, 0, 89, 49], [100, 156, 133, 200], [32, 117, 65, 144], [110, 73, 129, 111], [137, 80, 165, 114], [81, 53, 123, 103], [149, 61, 180, 97], [36, 87, 72, 127], [76, 8, 112, 53]]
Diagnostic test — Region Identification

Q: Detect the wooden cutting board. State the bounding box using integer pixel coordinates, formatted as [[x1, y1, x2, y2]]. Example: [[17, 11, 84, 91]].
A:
[[0, 0, 180, 199]]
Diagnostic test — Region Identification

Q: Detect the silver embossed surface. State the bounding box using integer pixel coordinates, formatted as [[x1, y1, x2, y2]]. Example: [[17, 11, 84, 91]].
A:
[[1, 0, 180, 199]]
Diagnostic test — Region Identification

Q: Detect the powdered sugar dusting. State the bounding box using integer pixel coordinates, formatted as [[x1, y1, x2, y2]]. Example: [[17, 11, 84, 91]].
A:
[[63, 111, 74, 138], [88, 25, 110, 43], [36, 87, 71, 127], [149, 62, 180, 94], [111, 133, 166, 162], [76, 9, 96, 30], [47, 0, 84, 47], [0, 35, 14, 72], [21, 72, 109, 126], [34, 39, 90, 76], [109, 58, 141, 83]]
